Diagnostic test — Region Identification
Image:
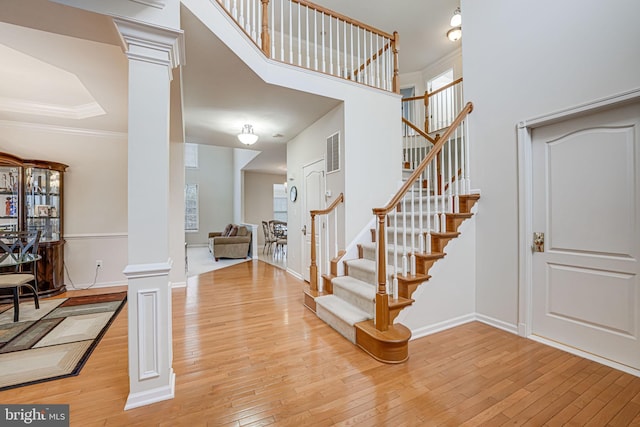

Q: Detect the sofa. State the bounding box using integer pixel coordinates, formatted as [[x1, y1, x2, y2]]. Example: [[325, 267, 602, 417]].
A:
[[208, 224, 252, 261]]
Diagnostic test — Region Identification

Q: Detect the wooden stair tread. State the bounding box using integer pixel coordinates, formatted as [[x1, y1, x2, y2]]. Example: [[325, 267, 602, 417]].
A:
[[389, 297, 414, 310], [396, 273, 430, 284], [414, 251, 445, 260], [430, 231, 460, 238]]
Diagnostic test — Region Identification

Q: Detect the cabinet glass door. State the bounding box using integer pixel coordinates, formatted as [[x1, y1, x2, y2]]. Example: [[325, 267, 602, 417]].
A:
[[26, 167, 61, 242], [0, 166, 20, 232]]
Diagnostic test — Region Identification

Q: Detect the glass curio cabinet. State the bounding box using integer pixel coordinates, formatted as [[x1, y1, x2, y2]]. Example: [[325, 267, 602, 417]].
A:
[[0, 152, 68, 296]]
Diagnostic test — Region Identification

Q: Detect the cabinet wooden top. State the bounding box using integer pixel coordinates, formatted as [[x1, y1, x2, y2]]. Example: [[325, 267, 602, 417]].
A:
[[0, 152, 68, 172]]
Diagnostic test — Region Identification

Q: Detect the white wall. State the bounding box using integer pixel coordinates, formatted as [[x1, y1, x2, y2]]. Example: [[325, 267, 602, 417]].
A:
[[462, 0, 640, 326], [0, 122, 129, 288], [185, 144, 234, 245], [243, 171, 286, 246], [287, 104, 344, 277]]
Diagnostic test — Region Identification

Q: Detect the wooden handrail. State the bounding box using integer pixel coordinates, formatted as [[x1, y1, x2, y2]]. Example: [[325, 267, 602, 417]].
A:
[[401, 118, 437, 145], [290, 0, 394, 39], [353, 42, 392, 77], [373, 102, 473, 216], [310, 193, 344, 292], [401, 78, 464, 102], [428, 77, 463, 98], [310, 192, 344, 216]]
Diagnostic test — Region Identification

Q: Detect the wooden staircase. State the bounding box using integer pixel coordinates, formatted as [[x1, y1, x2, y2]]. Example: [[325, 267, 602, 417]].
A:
[[304, 193, 479, 363]]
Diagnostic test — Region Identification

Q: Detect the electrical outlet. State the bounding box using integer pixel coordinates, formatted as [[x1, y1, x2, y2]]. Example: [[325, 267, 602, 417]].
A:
[[96, 260, 103, 268]]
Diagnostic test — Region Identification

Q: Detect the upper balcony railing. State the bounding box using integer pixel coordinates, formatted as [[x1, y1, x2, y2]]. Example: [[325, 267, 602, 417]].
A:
[[217, 0, 400, 93]]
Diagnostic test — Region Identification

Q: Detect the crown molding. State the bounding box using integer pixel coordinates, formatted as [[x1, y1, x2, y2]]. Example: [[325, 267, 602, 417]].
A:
[[129, 0, 165, 9], [113, 17, 185, 72], [0, 120, 126, 138], [0, 97, 105, 120]]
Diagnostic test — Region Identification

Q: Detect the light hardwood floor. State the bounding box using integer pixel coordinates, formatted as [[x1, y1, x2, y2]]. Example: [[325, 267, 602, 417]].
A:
[[2, 260, 640, 426]]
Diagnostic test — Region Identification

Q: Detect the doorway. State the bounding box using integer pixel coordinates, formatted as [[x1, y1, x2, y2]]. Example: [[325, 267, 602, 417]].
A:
[[519, 96, 640, 374]]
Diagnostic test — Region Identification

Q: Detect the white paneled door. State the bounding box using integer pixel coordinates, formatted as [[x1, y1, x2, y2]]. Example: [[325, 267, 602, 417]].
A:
[[531, 101, 640, 370], [302, 160, 325, 283]]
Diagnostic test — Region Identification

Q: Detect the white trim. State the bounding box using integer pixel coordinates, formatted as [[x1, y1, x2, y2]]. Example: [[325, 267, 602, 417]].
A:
[[529, 335, 640, 378], [517, 88, 640, 345], [520, 87, 640, 129], [113, 17, 185, 71], [475, 314, 519, 335], [0, 120, 126, 138], [409, 314, 476, 340], [123, 259, 173, 279], [286, 268, 304, 281], [138, 289, 159, 380], [124, 369, 175, 410], [64, 232, 128, 240], [170, 281, 187, 289], [129, 0, 166, 9], [0, 98, 105, 120]]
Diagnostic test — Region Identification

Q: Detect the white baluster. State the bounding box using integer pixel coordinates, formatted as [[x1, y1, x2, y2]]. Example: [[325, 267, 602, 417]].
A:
[[314, 12, 318, 70], [297, 4, 301, 66], [343, 21, 347, 78], [454, 125, 460, 213], [350, 24, 354, 80], [321, 12, 325, 73], [336, 19, 340, 77], [410, 181, 416, 277], [440, 141, 447, 232], [279, 0, 284, 61], [329, 17, 333, 75], [324, 215, 329, 278], [426, 163, 432, 254], [288, 0, 292, 63], [305, 6, 309, 68], [232, 0, 238, 20], [447, 133, 453, 213], [433, 155, 440, 233], [270, 1, 275, 59]]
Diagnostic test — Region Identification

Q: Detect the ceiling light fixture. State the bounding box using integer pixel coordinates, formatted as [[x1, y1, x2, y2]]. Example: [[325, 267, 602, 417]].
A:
[[447, 27, 462, 42], [450, 7, 462, 27], [237, 124, 258, 145]]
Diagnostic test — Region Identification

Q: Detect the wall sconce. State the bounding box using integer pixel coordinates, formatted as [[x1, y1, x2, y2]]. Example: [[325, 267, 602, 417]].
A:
[[237, 124, 259, 145]]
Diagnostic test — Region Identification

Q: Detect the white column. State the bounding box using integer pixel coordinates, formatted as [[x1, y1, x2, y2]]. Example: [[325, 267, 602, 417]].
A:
[[113, 17, 184, 410]]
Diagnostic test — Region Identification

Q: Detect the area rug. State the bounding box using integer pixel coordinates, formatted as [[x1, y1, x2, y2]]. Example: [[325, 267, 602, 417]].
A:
[[0, 292, 127, 391]]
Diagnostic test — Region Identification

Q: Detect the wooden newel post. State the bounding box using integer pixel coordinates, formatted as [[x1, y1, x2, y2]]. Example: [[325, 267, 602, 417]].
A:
[[375, 213, 389, 331], [392, 31, 400, 94], [424, 90, 429, 134], [261, 0, 271, 57], [310, 212, 318, 292]]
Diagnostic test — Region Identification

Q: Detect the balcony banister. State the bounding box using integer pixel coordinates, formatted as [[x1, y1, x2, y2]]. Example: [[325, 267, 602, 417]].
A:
[[309, 193, 344, 292], [374, 102, 473, 217], [401, 118, 437, 145]]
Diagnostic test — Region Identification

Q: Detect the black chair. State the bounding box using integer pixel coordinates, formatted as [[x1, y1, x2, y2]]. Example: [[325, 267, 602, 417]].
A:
[[0, 230, 41, 322]]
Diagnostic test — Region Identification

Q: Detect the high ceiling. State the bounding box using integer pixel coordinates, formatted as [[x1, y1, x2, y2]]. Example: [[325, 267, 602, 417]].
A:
[[0, 0, 460, 173]]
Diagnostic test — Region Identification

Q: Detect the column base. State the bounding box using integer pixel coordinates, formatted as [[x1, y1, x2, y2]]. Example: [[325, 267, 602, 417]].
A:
[[124, 368, 176, 410]]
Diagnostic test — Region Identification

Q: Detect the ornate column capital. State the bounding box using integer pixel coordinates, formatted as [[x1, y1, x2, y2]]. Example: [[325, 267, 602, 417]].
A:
[[113, 17, 185, 72]]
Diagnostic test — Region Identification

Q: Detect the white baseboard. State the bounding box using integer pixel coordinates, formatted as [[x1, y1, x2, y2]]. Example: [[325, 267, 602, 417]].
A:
[[171, 281, 187, 289], [475, 313, 519, 335], [286, 268, 303, 281], [124, 370, 176, 410], [409, 314, 476, 340], [66, 281, 127, 291], [529, 335, 640, 378], [408, 313, 518, 341]]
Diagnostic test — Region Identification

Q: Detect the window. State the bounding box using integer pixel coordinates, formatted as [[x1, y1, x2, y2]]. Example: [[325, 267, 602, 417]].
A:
[[184, 184, 199, 232], [273, 184, 287, 222], [400, 86, 416, 136], [427, 69, 456, 131], [184, 143, 198, 169]]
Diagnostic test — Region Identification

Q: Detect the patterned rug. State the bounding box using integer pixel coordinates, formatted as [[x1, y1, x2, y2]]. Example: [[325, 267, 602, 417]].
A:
[[0, 292, 127, 391]]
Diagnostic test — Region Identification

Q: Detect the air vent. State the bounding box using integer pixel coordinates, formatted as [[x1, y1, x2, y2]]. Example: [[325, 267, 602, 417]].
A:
[[326, 132, 340, 173]]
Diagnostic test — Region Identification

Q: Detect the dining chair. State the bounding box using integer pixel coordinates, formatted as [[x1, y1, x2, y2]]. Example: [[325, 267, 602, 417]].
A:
[[0, 230, 41, 322], [262, 221, 277, 254]]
